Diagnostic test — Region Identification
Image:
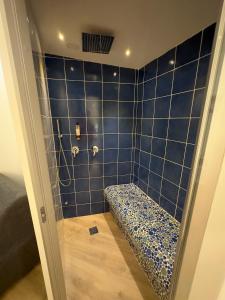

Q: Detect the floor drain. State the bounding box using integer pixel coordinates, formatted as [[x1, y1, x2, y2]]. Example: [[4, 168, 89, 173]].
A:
[[89, 226, 98, 235]]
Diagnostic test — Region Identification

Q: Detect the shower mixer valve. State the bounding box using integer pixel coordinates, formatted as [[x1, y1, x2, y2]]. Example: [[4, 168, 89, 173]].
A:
[[71, 146, 79, 158], [92, 146, 99, 157]]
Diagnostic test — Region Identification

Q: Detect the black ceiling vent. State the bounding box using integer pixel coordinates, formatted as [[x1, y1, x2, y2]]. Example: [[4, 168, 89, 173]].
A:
[[82, 33, 114, 54]]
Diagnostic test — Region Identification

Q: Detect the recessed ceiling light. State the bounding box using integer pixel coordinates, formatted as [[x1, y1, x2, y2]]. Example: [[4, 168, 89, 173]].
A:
[[125, 48, 131, 57], [169, 59, 175, 65], [113, 72, 117, 77], [58, 32, 64, 41]]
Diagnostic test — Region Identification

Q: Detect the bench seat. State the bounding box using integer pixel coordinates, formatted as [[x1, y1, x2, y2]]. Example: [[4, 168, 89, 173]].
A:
[[104, 183, 180, 300]]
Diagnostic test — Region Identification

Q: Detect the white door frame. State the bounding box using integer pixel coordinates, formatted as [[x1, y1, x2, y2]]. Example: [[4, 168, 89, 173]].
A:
[[0, 0, 67, 299], [171, 0, 225, 299]]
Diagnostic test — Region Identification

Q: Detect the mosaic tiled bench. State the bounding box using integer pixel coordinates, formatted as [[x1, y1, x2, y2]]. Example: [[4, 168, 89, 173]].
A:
[[104, 183, 180, 300]]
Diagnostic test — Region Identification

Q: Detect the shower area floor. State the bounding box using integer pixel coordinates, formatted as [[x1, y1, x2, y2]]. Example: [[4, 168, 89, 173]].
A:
[[63, 212, 159, 300]]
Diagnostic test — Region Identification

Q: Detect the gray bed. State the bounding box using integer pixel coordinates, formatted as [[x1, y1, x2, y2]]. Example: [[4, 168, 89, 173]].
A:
[[0, 174, 40, 294]]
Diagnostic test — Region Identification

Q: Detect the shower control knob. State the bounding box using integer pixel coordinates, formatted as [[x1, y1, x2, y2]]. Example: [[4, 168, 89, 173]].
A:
[[92, 146, 99, 157], [71, 146, 79, 158]]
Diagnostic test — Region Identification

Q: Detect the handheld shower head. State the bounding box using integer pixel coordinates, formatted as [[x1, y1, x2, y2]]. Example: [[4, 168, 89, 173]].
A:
[[56, 119, 63, 139]]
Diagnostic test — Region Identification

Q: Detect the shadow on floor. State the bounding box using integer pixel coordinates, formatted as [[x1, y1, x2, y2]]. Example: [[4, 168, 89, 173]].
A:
[[103, 212, 158, 300]]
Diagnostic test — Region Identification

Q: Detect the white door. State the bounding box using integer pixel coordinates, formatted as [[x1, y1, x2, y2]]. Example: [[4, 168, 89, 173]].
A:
[[0, 0, 67, 299]]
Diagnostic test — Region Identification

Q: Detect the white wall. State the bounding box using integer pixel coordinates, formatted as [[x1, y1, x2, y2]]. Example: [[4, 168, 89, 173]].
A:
[[0, 59, 24, 185]]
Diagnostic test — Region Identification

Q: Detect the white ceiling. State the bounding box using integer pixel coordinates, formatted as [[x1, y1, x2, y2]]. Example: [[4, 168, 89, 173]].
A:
[[29, 0, 220, 69]]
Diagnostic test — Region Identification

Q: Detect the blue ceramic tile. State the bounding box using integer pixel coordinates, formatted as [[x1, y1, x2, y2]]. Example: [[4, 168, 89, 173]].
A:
[[62, 206, 77, 218], [89, 164, 103, 177], [76, 191, 90, 204], [45, 57, 64, 79], [160, 196, 175, 217], [142, 119, 153, 136], [73, 165, 89, 179], [166, 141, 185, 165], [137, 84, 143, 101], [52, 118, 70, 134], [158, 48, 176, 75], [175, 207, 183, 222], [139, 166, 148, 183], [144, 60, 157, 80], [91, 202, 105, 214], [103, 64, 119, 82], [119, 134, 132, 148], [156, 71, 173, 97], [73, 150, 89, 165], [177, 188, 187, 209], [119, 102, 134, 117], [153, 119, 168, 139], [143, 100, 154, 118], [150, 155, 164, 176], [50, 100, 68, 117], [176, 32, 202, 67], [143, 79, 156, 100], [87, 118, 102, 134], [104, 149, 118, 162], [59, 165, 73, 180], [58, 150, 73, 167], [86, 100, 102, 117], [103, 83, 119, 100], [192, 89, 205, 117], [104, 163, 117, 176], [118, 149, 132, 162], [170, 91, 193, 118], [77, 204, 90, 216], [138, 68, 144, 83], [118, 162, 132, 175], [173, 61, 198, 93], [148, 172, 161, 192], [201, 23, 216, 56], [164, 160, 182, 186], [48, 80, 66, 99], [75, 178, 89, 192], [161, 179, 179, 204], [137, 180, 148, 193], [181, 167, 191, 190], [91, 190, 104, 203], [184, 144, 195, 168], [120, 67, 135, 83], [104, 118, 118, 133], [154, 96, 170, 118], [103, 101, 118, 117], [119, 119, 133, 133], [60, 181, 75, 194], [140, 136, 152, 152], [104, 176, 117, 187], [137, 101, 142, 118], [118, 175, 131, 185], [61, 193, 76, 206], [168, 119, 189, 142], [71, 134, 88, 150], [84, 61, 102, 81], [104, 134, 118, 148], [188, 118, 200, 144], [65, 59, 84, 80], [87, 134, 103, 149], [196, 56, 210, 88], [151, 138, 166, 158], [119, 84, 134, 101], [59, 135, 71, 151], [89, 150, 103, 164], [68, 100, 86, 117], [140, 151, 150, 167], [147, 187, 160, 203], [86, 82, 102, 100], [90, 177, 103, 190], [67, 81, 85, 99]]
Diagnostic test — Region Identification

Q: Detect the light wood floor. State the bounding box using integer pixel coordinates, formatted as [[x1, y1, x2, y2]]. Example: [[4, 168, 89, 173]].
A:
[[0, 264, 47, 300], [64, 212, 158, 300]]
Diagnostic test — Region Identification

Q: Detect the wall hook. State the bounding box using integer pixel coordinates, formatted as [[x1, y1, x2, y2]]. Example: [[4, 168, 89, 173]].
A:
[[71, 146, 79, 158]]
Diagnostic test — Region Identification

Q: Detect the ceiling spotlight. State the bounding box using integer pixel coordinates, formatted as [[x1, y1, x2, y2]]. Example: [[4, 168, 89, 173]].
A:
[[125, 48, 131, 57], [169, 59, 175, 65], [58, 32, 64, 41], [113, 72, 117, 77]]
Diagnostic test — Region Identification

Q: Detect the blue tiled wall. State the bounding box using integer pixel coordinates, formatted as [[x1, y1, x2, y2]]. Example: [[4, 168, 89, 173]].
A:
[[45, 56, 136, 218], [133, 23, 215, 221]]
